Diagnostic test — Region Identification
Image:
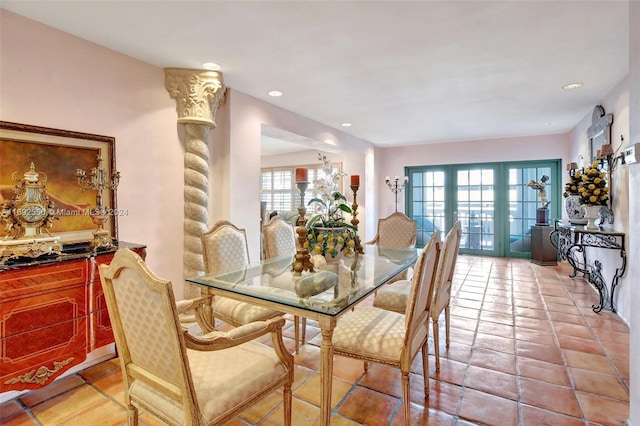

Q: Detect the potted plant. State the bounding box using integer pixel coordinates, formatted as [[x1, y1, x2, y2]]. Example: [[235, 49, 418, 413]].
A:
[[304, 154, 358, 262], [577, 161, 609, 229]]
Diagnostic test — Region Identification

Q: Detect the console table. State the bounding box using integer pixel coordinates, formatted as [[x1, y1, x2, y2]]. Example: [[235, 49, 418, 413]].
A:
[[0, 241, 146, 392], [550, 220, 626, 312]]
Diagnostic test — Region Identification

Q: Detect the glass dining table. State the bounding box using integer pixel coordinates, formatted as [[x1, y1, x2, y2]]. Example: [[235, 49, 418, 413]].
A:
[[187, 244, 418, 425]]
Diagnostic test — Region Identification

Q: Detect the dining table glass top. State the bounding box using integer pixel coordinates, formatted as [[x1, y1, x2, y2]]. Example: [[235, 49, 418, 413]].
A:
[[187, 245, 419, 316]]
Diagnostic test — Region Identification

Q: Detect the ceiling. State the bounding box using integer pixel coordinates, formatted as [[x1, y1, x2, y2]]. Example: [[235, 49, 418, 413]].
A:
[[1, 1, 630, 152]]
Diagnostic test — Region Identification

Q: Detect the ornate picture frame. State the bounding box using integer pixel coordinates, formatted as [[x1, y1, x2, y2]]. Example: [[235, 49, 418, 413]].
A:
[[587, 105, 613, 164], [0, 121, 118, 243]]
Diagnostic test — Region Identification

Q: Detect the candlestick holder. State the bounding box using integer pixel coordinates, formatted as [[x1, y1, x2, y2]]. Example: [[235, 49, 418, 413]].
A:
[[76, 153, 120, 249], [385, 176, 408, 213], [350, 184, 364, 254], [292, 181, 314, 276]]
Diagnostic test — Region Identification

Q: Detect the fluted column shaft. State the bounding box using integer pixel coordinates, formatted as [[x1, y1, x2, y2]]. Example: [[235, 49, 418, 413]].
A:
[[165, 68, 225, 299]]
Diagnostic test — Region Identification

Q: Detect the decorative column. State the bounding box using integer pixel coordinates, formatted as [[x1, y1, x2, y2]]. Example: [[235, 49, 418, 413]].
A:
[[165, 68, 225, 299]]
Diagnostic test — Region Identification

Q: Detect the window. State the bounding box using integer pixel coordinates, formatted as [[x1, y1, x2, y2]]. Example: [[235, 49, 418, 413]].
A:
[[407, 160, 561, 258], [260, 169, 294, 212], [260, 162, 343, 213]]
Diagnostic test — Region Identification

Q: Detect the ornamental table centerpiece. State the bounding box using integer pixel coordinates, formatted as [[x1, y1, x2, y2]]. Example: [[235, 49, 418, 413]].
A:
[[577, 161, 609, 230], [563, 166, 587, 225], [304, 154, 358, 266]]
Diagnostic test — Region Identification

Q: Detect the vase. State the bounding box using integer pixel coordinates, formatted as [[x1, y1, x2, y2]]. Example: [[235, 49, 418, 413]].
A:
[[584, 205, 601, 230], [536, 207, 549, 225], [564, 194, 587, 225], [309, 226, 347, 264]]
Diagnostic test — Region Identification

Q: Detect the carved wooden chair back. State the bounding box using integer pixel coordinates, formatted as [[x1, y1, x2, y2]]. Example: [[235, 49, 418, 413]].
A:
[[263, 216, 297, 259], [261, 216, 308, 352], [332, 234, 440, 426], [99, 248, 294, 426], [200, 220, 283, 328], [430, 220, 462, 371], [202, 220, 250, 274], [367, 212, 417, 248]]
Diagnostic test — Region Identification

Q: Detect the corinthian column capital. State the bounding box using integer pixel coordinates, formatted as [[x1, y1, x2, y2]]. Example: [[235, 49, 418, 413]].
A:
[[164, 68, 226, 127]]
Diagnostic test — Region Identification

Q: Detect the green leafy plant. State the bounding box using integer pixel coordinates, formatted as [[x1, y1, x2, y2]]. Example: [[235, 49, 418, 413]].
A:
[[306, 191, 355, 229], [303, 153, 357, 258]]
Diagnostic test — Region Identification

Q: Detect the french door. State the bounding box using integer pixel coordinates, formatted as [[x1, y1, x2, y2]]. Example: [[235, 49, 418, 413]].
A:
[[407, 160, 560, 258]]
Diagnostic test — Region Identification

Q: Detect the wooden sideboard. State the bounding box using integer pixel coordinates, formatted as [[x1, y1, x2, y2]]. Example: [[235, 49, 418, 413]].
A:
[[0, 242, 146, 392]]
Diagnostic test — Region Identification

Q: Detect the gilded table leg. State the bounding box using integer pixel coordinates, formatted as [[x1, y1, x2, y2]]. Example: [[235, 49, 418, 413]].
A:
[[319, 316, 336, 426]]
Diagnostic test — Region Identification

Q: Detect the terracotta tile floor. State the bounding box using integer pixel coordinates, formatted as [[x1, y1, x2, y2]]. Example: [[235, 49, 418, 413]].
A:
[[0, 256, 630, 425]]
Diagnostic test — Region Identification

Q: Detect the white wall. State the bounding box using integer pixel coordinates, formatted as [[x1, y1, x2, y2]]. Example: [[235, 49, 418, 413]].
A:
[[216, 90, 374, 261], [0, 11, 377, 296], [2, 8, 636, 419], [627, 2, 639, 423], [0, 10, 186, 296], [565, 5, 637, 420], [567, 77, 630, 321], [376, 133, 570, 218]]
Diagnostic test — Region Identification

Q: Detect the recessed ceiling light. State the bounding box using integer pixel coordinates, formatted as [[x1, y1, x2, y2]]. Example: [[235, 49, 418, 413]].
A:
[[546, 121, 556, 126], [202, 62, 221, 71], [268, 90, 283, 97], [379, 140, 388, 144], [562, 82, 583, 90], [341, 122, 352, 127]]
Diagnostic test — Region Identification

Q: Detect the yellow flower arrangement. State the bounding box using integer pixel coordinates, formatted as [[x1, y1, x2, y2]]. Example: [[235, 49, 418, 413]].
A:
[[577, 161, 609, 206], [563, 169, 582, 197]]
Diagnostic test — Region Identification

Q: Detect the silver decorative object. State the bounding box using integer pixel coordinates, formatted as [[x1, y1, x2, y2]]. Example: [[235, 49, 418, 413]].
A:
[[385, 175, 409, 212]]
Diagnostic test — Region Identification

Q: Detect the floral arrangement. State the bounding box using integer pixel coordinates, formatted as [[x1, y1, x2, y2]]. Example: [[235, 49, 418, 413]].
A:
[[563, 169, 582, 198], [577, 161, 609, 206], [304, 153, 357, 259]]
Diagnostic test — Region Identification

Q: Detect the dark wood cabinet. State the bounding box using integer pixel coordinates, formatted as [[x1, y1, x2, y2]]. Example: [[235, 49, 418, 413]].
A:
[[0, 242, 145, 392], [530, 225, 557, 266]]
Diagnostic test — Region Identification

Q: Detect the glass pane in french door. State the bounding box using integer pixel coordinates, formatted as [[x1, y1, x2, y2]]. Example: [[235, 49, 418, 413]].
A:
[[409, 169, 446, 246], [507, 165, 553, 257], [456, 167, 496, 254]]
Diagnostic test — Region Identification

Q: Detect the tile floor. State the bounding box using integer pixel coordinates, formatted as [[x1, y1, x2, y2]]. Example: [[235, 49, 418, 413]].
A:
[[0, 255, 630, 425]]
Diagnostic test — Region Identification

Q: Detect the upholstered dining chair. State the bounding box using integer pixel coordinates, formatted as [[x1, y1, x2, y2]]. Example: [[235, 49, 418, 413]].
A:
[[262, 216, 307, 352], [373, 221, 462, 371], [201, 220, 284, 329], [366, 212, 418, 248], [428, 221, 462, 371], [99, 249, 294, 426], [332, 233, 440, 426], [367, 212, 418, 282]]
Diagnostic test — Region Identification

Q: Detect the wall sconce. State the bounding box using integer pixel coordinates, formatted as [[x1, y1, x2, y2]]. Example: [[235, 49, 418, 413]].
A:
[[597, 140, 625, 172], [593, 136, 626, 224], [385, 175, 408, 212], [565, 162, 579, 176]]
